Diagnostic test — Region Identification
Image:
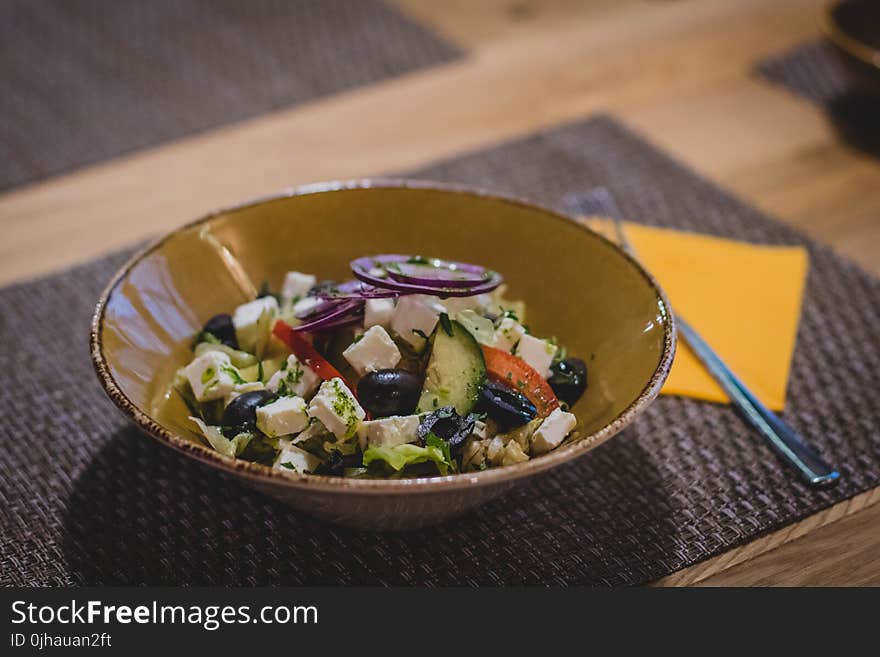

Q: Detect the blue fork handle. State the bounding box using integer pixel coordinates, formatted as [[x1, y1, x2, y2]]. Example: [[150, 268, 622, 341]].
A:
[[677, 318, 840, 488]]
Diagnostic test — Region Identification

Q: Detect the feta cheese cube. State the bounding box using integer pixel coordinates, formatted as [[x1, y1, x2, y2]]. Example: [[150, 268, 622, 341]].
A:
[[531, 407, 577, 455], [184, 351, 238, 402], [281, 271, 317, 307], [391, 295, 445, 348], [491, 317, 526, 352], [514, 333, 557, 377], [342, 325, 401, 375], [256, 396, 309, 437], [292, 295, 322, 319], [307, 378, 365, 440], [275, 444, 322, 474], [364, 297, 395, 329], [233, 296, 278, 353], [266, 354, 320, 398], [356, 414, 420, 451]]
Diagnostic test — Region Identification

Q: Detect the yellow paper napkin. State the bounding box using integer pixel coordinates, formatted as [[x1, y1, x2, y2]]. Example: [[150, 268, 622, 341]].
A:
[[589, 220, 809, 411]]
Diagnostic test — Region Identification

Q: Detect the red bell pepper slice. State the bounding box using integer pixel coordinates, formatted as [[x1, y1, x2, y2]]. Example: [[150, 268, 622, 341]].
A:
[[480, 345, 559, 418], [272, 319, 347, 383]]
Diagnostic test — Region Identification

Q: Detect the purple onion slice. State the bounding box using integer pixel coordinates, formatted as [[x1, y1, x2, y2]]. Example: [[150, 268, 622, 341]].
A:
[[350, 255, 502, 297], [293, 299, 364, 332], [294, 297, 348, 320], [314, 280, 401, 300]]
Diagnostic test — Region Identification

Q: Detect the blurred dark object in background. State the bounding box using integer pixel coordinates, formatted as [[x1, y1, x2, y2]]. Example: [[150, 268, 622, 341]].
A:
[[821, 1, 880, 156], [827, 92, 880, 157], [822, 0, 880, 95]]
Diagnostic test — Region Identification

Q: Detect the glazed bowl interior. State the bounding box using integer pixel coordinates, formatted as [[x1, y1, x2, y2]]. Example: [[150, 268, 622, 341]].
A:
[[94, 182, 672, 490]]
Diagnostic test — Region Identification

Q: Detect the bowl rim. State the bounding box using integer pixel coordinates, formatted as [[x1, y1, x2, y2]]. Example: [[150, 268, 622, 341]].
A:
[[90, 178, 676, 495], [821, 0, 880, 70]]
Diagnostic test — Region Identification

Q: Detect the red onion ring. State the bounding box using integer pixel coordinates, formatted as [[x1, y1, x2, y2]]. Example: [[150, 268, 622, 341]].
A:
[[350, 255, 502, 297], [293, 299, 364, 332], [314, 280, 401, 300], [294, 297, 347, 320]]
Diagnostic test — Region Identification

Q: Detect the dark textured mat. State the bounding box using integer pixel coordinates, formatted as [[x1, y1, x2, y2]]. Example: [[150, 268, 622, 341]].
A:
[[0, 0, 461, 191], [2, 115, 879, 587], [756, 40, 880, 156], [756, 40, 850, 105]]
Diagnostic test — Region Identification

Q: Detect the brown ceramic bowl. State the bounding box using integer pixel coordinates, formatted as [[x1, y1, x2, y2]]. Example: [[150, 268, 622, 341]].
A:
[[90, 180, 675, 530], [822, 0, 880, 94]]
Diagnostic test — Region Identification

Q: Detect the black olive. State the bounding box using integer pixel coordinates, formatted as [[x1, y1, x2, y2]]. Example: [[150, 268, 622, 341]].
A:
[[314, 450, 362, 477], [357, 369, 422, 417], [416, 406, 477, 451], [476, 381, 537, 428], [417, 406, 459, 442], [221, 390, 276, 436], [202, 313, 238, 349], [548, 358, 588, 406]]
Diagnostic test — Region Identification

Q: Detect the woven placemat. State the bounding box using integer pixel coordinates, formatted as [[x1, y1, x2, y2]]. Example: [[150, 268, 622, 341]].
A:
[[755, 39, 880, 156], [2, 115, 879, 586], [0, 0, 461, 191], [756, 40, 850, 105]]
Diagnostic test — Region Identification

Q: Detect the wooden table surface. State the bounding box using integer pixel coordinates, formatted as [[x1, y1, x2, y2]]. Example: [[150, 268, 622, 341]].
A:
[[3, 0, 878, 585]]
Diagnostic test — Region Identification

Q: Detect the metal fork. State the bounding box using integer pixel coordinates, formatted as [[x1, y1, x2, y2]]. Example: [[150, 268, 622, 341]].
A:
[[563, 188, 840, 488]]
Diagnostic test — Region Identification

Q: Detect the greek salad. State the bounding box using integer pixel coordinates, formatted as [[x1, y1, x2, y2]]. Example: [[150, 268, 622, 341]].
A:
[[173, 255, 588, 478]]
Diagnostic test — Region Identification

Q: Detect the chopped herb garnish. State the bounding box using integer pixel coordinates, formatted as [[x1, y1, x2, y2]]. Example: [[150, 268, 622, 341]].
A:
[[280, 461, 297, 470], [257, 281, 280, 304], [330, 379, 359, 438], [438, 312, 453, 337], [425, 432, 452, 464], [406, 255, 429, 264], [222, 365, 246, 385], [201, 367, 215, 385], [500, 307, 520, 323]]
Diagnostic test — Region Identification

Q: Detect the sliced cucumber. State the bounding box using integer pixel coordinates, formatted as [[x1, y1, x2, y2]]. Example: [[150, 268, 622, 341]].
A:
[[194, 342, 258, 368], [417, 319, 486, 416], [239, 356, 286, 383]]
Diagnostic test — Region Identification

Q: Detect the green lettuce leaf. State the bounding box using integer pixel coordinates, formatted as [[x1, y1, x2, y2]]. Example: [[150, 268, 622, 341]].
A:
[[362, 443, 453, 475], [190, 417, 252, 458]]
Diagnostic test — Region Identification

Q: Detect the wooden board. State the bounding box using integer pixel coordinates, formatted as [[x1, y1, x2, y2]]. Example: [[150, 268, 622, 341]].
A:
[[2, 0, 878, 584]]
